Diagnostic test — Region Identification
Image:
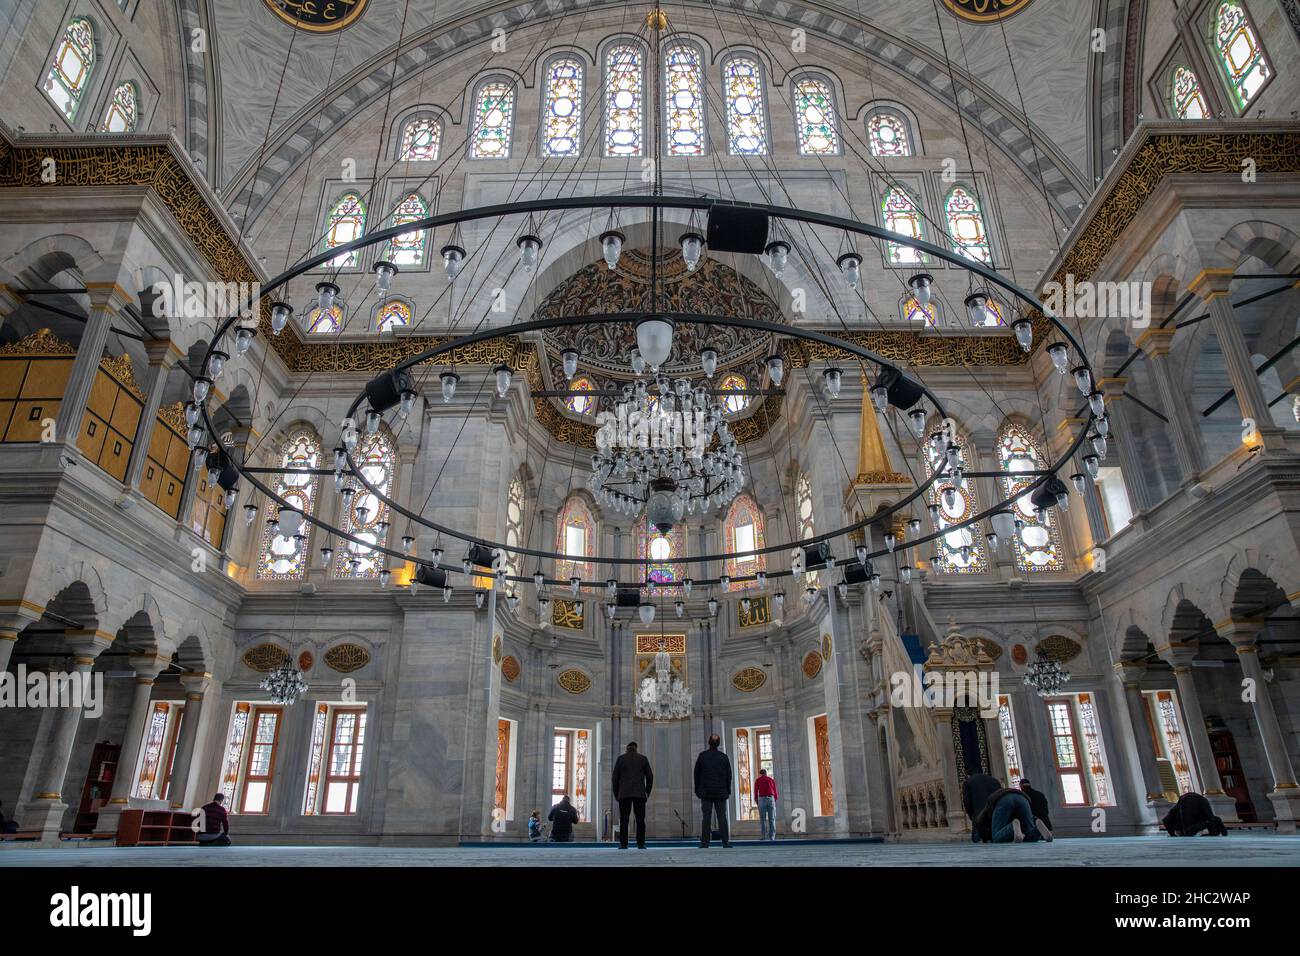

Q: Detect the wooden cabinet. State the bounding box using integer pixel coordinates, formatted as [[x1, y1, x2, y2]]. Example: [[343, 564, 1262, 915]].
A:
[[1207, 728, 1256, 823], [115, 809, 198, 847]]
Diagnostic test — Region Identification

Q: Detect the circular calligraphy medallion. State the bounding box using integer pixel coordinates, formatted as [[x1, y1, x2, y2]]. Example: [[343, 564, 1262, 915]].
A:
[[940, 0, 1034, 22], [263, 0, 369, 33]]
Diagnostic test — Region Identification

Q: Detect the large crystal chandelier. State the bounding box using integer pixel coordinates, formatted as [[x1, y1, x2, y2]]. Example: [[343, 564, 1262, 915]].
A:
[[1023, 649, 1070, 698], [635, 644, 693, 720], [260, 661, 309, 705], [589, 373, 744, 525]]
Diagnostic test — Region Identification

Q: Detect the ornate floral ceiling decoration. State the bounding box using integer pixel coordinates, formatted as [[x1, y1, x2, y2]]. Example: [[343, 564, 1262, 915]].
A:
[[537, 247, 780, 377], [940, 0, 1034, 23], [262, 0, 369, 33]]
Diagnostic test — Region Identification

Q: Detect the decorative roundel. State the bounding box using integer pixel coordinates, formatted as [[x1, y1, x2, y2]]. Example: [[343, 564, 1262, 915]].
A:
[[731, 666, 767, 692], [1036, 635, 1082, 663], [941, 0, 1034, 22], [324, 643, 371, 673], [557, 668, 592, 694], [1011, 643, 1028, 665], [242, 643, 289, 672], [262, 0, 369, 32], [297, 650, 314, 672], [802, 651, 823, 679], [821, 633, 832, 660], [492, 635, 502, 665], [501, 655, 521, 683]]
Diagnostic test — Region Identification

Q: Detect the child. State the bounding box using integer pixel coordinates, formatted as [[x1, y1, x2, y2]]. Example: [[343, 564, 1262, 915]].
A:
[[528, 809, 543, 842]]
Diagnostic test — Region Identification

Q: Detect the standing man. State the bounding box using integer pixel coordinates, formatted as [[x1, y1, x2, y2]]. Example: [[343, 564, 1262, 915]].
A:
[[694, 734, 733, 848], [611, 741, 653, 849], [754, 767, 778, 841]]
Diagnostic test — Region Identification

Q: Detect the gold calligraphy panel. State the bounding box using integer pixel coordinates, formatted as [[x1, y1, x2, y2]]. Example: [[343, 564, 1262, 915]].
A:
[[263, 0, 369, 32], [940, 0, 1033, 22], [552, 599, 584, 630], [737, 595, 771, 628]]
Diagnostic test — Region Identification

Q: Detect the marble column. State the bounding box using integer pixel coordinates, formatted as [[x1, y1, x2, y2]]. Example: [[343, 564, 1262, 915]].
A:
[[1217, 619, 1300, 832], [95, 651, 172, 834], [54, 283, 131, 448], [1188, 270, 1284, 451], [124, 339, 182, 491], [1156, 641, 1239, 821], [1096, 378, 1155, 512], [1112, 661, 1167, 828], [18, 628, 115, 841], [166, 672, 211, 809], [0, 604, 42, 674], [1133, 327, 1206, 479]]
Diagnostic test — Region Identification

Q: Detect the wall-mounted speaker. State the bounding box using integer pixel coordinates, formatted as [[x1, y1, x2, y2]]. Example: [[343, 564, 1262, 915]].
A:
[[415, 565, 448, 589], [706, 204, 769, 254]]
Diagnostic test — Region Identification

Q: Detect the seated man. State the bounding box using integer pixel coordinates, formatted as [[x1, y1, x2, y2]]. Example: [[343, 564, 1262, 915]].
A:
[[1162, 792, 1228, 837], [196, 793, 231, 846], [548, 795, 579, 843]]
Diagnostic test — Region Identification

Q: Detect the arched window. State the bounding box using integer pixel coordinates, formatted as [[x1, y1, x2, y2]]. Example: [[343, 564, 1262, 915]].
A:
[[257, 429, 322, 579], [44, 17, 95, 122], [1170, 66, 1209, 119], [881, 187, 926, 264], [336, 427, 397, 579], [605, 43, 644, 157], [375, 300, 411, 332], [542, 56, 583, 157], [867, 112, 912, 156], [724, 493, 766, 589], [386, 191, 429, 267], [945, 185, 991, 264], [101, 80, 138, 132], [921, 426, 986, 573], [470, 80, 515, 159], [323, 192, 366, 268], [555, 495, 595, 581], [902, 294, 938, 326], [503, 472, 525, 581], [719, 372, 748, 414], [793, 76, 840, 155], [796, 473, 817, 585], [637, 517, 686, 595], [664, 43, 705, 156], [305, 304, 344, 334], [980, 298, 1006, 328], [1211, 1, 1270, 110], [397, 114, 441, 160], [997, 423, 1064, 572], [566, 376, 594, 415], [723, 56, 768, 155]]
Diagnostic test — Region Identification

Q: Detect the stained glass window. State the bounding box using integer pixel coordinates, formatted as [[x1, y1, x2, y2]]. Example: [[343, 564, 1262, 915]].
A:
[[219, 703, 250, 805], [302, 703, 328, 814], [323, 192, 366, 268], [322, 708, 367, 814], [921, 424, 986, 573], [724, 493, 766, 589], [981, 298, 1006, 327], [793, 77, 839, 155], [566, 376, 594, 415], [386, 191, 429, 267], [997, 422, 1063, 572], [1076, 693, 1114, 806], [636, 516, 686, 595], [945, 185, 991, 264], [719, 372, 748, 414], [375, 299, 411, 332], [867, 112, 911, 156], [555, 495, 595, 581], [470, 81, 515, 159], [1212, 1, 1270, 110], [239, 706, 282, 814], [902, 294, 938, 326], [997, 695, 1023, 788], [542, 57, 583, 157], [336, 427, 396, 579], [305, 304, 344, 334], [504, 472, 524, 581], [797, 473, 817, 586], [605, 44, 644, 157], [1047, 698, 1087, 805], [398, 115, 441, 160], [44, 17, 95, 122], [723, 57, 768, 156], [133, 702, 170, 798], [882, 187, 926, 264], [257, 428, 322, 579], [664, 43, 705, 156], [101, 80, 138, 132], [1170, 66, 1209, 119], [1146, 689, 1197, 795]]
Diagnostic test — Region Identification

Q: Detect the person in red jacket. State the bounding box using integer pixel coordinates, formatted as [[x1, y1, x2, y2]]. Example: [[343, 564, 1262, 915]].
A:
[[754, 767, 779, 841], [197, 793, 230, 846]]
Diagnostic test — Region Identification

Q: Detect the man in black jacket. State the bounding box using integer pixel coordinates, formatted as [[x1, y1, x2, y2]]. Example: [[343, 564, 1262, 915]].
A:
[[547, 795, 579, 842], [611, 741, 654, 849], [1018, 779, 1053, 834], [1162, 791, 1228, 836], [694, 734, 733, 848], [962, 771, 1001, 842]]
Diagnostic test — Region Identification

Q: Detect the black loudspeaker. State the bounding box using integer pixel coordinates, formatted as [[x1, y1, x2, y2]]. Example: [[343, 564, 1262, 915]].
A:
[[415, 565, 449, 589], [842, 562, 871, 585], [801, 541, 830, 569], [616, 588, 642, 607], [364, 368, 414, 414], [706, 204, 769, 254], [878, 366, 925, 411], [466, 543, 497, 568]]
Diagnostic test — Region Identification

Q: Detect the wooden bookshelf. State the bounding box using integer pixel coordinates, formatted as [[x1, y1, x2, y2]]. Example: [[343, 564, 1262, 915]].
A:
[[1207, 728, 1256, 823], [115, 809, 198, 847], [74, 741, 121, 834]]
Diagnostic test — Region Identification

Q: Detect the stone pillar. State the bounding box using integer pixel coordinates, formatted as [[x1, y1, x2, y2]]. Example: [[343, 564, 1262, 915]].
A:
[[18, 628, 115, 841], [166, 672, 211, 809], [54, 283, 132, 449], [1134, 327, 1206, 479], [124, 339, 182, 491], [1217, 619, 1300, 832], [0, 604, 42, 674], [1096, 378, 1155, 512], [95, 651, 172, 834], [1112, 661, 1167, 828], [1189, 269, 1284, 452], [1053, 417, 1107, 549], [1155, 641, 1239, 821]]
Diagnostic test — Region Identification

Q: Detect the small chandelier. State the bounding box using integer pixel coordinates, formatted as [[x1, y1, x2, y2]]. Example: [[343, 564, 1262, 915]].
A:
[[1023, 649, 1070, 698], [260, 661, 309, 705]]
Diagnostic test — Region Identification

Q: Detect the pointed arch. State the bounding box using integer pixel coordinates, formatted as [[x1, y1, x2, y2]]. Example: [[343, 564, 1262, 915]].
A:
[[1169, 65, 1209, 119], [257, 427, 323, 580], [374, 298, 411, 332], [565, 376, 594, 415], [396, 113, 442, 160], [336, 426, 397, 579], [1210, 1, 1271, 112], [796, 472, 817, 585], [636, 516, 687, 595], [322, 191, 366, 268], [541, 55, 584, 157], [469, 78, 516, 159], [901, 293, 939, 326], [101, 80, 139, 132], [503, 469, 526, 581], [867, 110, 913, 156], [604, 41, 645, 157], [555, 494, 596, 581], [663, 41, 705, 157], [385, 191, 430, 267], [724, 493, 766, 588], [722, 54, 768, 156], [997, 421, 1064, 572], [881, 186, 927, 265], [921, 421, 986, 573], [44, 17, 96, 122], [792, 74, 840, 156], [944, 185, 991, 264]]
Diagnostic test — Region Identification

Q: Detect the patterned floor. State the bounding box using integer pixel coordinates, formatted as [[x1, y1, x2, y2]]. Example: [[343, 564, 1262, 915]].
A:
[[2, 834, 1298, 866]]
